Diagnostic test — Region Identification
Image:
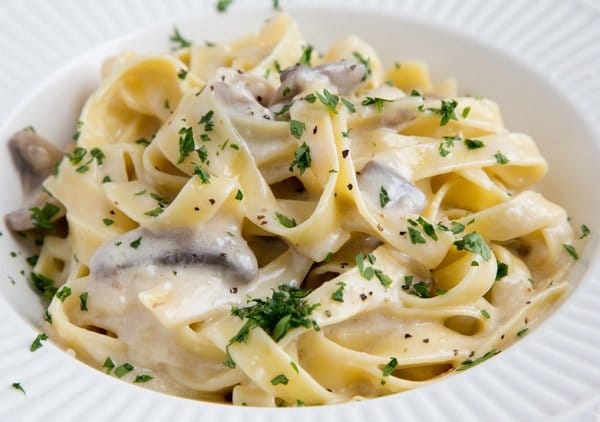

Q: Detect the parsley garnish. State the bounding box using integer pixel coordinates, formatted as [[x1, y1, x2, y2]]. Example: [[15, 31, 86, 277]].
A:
[[129, 237, 142, 249], [44, 309, 52, 324], [114, 363, 134, 378], [495, 262, 509, 280], [411, 281, 430, 298], [461, 106, 471, 118], [177, 127, 195, 164], [316, 89, 339, 114], [144, 207, 164, 217], [135, 138, 150, 147], [516, 328, 529, 337], [30, 333, 48, 352], [103, 357, 116, 373], [341, 98, 356, 113], [481, 309, 491, 319], [304, 93, 317, 103], [30, 203, 60, 230], [290, 361, 299, 374], [90, 147, 105, 165], [274, 103, 293, 116], [417, 216, 438, 241], [457, 349, 500, 371], [31, 272, 56, 298], [562, 243, 578, 260], [26, 255, 39, 266], [235, 189, 244, 200], [79, 292, 88, 311], [355, 252, 374, 280], [11, 382, 25, 395], [580, 224, 590, 239], [453, 232, 492, 260], [216, 0, 233, 12], [493, 151, 510, 165], [299, 45, 313, 66], [374, 269, 393, 289], [408, 226, 426, 244], [193, 165, 211, 184], [382, 357, 398, 377], [271, 374, 289, 386], [55, 285, 71, 302], [196, 145, 208, 163], [177, 69, 188, 80], [73, 121, 83, 141], [169, 27, 191, 49], [439, 135, 460, 157], [423, 99, 459, 126], [289, 120, 306, 140], [133, 375, 154, 383], [102, 218, 114, 226], [331, 281, 346, 302], [289, 142, 311, 174], [464, 138, 485, 149], [199, 110, 215, 132], [275, 212, 297, 228], [361, 97, 393, 112], [102, 175, 112, 183], [352, 51, 371, 81], [379, 186, 390, 208], [229, 284, 320, 346]]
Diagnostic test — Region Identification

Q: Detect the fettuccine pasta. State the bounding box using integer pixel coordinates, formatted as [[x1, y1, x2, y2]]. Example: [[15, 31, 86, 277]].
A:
[[15, 14, 584, 406]]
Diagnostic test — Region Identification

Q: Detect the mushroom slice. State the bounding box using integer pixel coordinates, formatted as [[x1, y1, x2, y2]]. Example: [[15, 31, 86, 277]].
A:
[[272, 60, 368, 104], [357, 160, 426, 215], [4, 192, 65, 232], [8, 129, 63, 196], [89, 225, 259, 285], [212, 80, 274, 120]]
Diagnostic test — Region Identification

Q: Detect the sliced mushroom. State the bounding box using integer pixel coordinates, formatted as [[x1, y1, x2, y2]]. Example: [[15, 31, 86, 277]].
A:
[[4, 191, 65, 232], [8, 129, 63, 196], [215, 68, 278, 107], [89, 226, 259, 284], [272, 60, 368, 105], [357, 160, 426, 214], [212, 80, 274, 120]]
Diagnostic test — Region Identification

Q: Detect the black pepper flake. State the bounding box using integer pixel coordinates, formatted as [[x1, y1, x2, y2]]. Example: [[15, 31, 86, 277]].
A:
[[230, 287, 238, 294], [326, 388, 333, 393], [342, 149, 349, 158], [109, 210, 115, 215], [399, 231, 407, 236], [501, 334, 505, 339], [257, 95, 263, 102], [404, 333, 412, 339], [324, 310, 332, 318], [209, 198, 216, 205], [469, 351, 475, 358], [194, 206, 200, 211], [347, 183, 353, 190], [260, 221, 268, 225], [237, 69, 243, 74], [257, 215, 265, 220], [525, 300, 531, 305], [377, 223, 384, 232], [340, 262, 348, 268], [263, 114, 272, 120], [422, 338, 430, 343], [369, 291, 373, 295], [360, 293, 367, 301], [350, 64, 356, 70], [210, 85, 214, 91], [312, 125, 318, 134], [524, 317, 528, 324], [249, 111, 255, 116], [453, 349, 459, 356]]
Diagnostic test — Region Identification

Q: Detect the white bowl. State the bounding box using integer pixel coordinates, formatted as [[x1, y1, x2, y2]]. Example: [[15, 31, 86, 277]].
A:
[[1, 1, 599, 420]]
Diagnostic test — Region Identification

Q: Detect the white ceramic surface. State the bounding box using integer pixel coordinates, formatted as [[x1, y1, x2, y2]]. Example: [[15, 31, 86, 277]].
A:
[[0, 0, 599, 421]]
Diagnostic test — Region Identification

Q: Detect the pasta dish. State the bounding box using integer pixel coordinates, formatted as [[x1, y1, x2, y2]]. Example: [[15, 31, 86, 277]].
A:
[[5, 13, 586, 406]]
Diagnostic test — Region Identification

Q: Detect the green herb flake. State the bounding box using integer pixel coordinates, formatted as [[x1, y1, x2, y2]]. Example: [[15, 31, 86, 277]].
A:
[[26, 255, 39, 266], [216, 0, 233, 12], [299, 45, 313, 66], [11, 382, 26, 395], [494, 151, 509, 164], [90, 147, 105, 165], [169, 27, 191, 49], [275, 212, 297, 228], [177, 127, 195, 164], [361, 97, 393, 112], [290, 361, 299, 374], [129, 237, 142, 249], [461, 106, 471, 119], [114, 363, 134, 378], [31, 272, 57, 298], [73, 121, 84, 141], [517, 328, 529, 337], [135, 138, 150, 147], [304, 93, 317, 103], [379, 186, 390, 208], [103, 357, 116, 373], [102, 218, 114, 226], [562, 243, 578, 260], [193, 165, 211, 184], [580, 224, 590, 239], [450, 221, 465, 234], [341, 97, 356, 113], [374, 270, 393, 289], [102, 176, 112, 183], [331, 281, 346, 302], [144, 207, 164, 217], [316, 89, 339, 114], [481, 309, 491, 319], [235, 189, 244, 201], [133, 375, 154, 383], [412, 281, 430, 298], [352, 51, 372, 81], [453, 232, 492, 261], [464, 138, 485, 149], [55, 285, 72, 302], [199, 110, 215, 132], [30, 203, 60, 230], [382, 357, 398, 377], [355, 252, 374, 280], [290, 120, 306, 140], [289, 142, 311, 174], [30, 333, 48, 352], [496, 262, 509, 280], [177, 69, 188, 80], [423, 99, 459, 126], [270, 374, 289, 386], [79, 292, 88, 311], [44, 309, 52, 324], [274, 102, 293, 116], [408, 226, 426, 244], [457, 349, 500, 371], [417, 216, 438, 241]]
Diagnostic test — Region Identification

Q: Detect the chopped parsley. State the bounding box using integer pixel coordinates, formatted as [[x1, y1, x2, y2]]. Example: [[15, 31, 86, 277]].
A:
[[495, 262, 509, 280], [580, 224, 591, 239], [355, 252, 374, 280], [177, 69, 188, 80], [193, 165, 211, 184], [177, 126, 195, 164], [562, 243, 578, 260], [461, 106, 471, 118], [11, 382, 25, 395], [169, 27, 191, 49], [464, 138, 485, 149], [275, 212, 297, 228], [411, 281, 431, 298], [374, 269, 393, 289], [73, 121, 83, 141], [103, 357, 116, 373], [235, 189, 244, 200], [299, 45, 313, 66], [114, 363, 134, 378], [517, 328, 529, 337], [44, 309, 52, 324], [453, 232, 492, 261], [289, 120, 306, 140], [228, 284, 320, 349], [270, 374, 289, 386], [361, 97, 393, 112], [133, 375, 154, 383], [30, 333, 48, 352], [199, 110, 215, 132], [274, 102, 293, 116], [352, 51, 371, 81], [304, 93, 317, 103], [129, 237, 142, 249], [102, 218, 114, 226], [31, 272, 57, 298], [79, 292, 88, 311], [135, 138, 150, 147], [216, 0, 233, 12], [30, 203, 60, 230], [408, 226, 426, 244], [102, 175, 112, 183], [290, 361, 299, 374], [457, 349, 500, 371], [422, 99, 459, 126], [90, 147, 105, 165], [379, 186, 390, 208], [26, 255, 39, 266], [341, 97, 356, 113], [439, 135, 460, 157], [481, 309, 491, 319], [55, 285, 71, 302], [144, 207, 164, 217], [494, 151, 509, 164], [196, 145, 208, 162], [382, 357, 398, 377], [331, 281, 346, 302], [316, 89, 339, 114], [289, 142, 311, 175], [417, 216, 438, 241]]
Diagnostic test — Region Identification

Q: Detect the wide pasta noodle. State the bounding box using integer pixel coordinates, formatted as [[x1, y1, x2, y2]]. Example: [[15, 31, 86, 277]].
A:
[[26, 13, 583, 406]]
